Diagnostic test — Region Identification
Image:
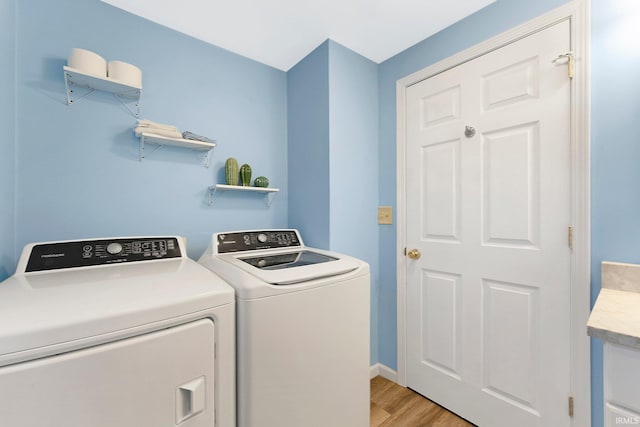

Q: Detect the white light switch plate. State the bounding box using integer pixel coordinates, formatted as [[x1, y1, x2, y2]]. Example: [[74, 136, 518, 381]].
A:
[[378, 206, 392, 225]]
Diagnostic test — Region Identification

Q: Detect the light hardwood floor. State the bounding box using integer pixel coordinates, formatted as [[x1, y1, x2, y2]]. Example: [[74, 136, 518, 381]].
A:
[[370, 376, 475, 427]]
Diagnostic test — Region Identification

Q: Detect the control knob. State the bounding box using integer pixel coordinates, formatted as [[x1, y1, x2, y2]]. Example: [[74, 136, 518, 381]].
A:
[[257, 233, 268, 243], [106, 242, 123, 255]]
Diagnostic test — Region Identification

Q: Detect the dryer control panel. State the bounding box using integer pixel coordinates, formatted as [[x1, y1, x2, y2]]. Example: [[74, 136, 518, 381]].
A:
[[217, 230, 301, 253], [24, 237, 182, 272]]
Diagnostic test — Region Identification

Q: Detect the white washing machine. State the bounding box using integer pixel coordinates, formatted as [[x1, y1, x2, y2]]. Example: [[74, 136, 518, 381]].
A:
[[198, 229, 370, 427], [0, 236, 235, 427]]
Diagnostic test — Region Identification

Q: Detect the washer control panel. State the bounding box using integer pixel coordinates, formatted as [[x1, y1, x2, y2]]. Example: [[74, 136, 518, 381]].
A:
[[217, 230, 301, 253], [25, 237, 182, 272]]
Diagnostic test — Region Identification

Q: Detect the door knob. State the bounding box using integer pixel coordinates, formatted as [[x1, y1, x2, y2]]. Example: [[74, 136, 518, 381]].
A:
[[407, 249, 421, 260], [464, 125, 476, 138]]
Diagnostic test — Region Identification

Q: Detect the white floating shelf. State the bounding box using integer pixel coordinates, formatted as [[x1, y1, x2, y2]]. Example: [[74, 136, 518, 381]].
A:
[[208, 184, 279, 206], [141, 133, 215, 151], [139, 133, 216, 167], [64, 66, 141, 98], [63, 66, 141, 117]]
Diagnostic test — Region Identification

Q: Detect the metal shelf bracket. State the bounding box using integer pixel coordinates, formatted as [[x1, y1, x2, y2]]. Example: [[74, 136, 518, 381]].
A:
[[138, 134, 214, 167], [63, 67, 142, 118]]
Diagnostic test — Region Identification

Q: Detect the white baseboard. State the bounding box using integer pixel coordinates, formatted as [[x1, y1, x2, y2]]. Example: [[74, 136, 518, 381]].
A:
[[369, 363, 398, 382]]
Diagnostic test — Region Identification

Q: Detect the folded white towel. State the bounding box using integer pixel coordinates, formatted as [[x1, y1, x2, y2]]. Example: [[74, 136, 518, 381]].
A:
[[136, 119, 179, 132], [134, 127, 183, 139]]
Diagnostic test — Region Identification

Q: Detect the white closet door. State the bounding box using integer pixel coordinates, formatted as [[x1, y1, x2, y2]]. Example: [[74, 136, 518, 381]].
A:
[[405, 19, 571, 427]]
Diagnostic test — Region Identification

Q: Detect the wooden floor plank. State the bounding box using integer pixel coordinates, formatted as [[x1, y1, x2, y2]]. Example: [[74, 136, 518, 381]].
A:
[[370, 376, 475, 427], [370, 401, 391, 427], [371, 380, 417, 414]]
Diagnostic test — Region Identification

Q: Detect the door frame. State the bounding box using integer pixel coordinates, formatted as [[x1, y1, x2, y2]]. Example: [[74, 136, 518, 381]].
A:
[[395, 1, 591, 426]]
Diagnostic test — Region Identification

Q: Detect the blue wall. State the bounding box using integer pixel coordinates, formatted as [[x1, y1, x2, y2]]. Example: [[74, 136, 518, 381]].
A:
[[0, 0, 16, 281], [287, 42, 330, 250], [12, 0, 288, 262], [327, 41, 380, 364], [590, 1, 640, 426], [287, 40, 380, 363], [591, 0, 640, 273]]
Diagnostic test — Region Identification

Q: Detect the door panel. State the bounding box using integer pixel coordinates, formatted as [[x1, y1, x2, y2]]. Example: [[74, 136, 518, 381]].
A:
[[482, 56, 539, 110], [420, 270, 461, 378], [420, 85, 461, 127], [482, 280, 540, 414], [482, 123, 540, 247], [406, 19, 571, 427], [421, 140, 461, 241]]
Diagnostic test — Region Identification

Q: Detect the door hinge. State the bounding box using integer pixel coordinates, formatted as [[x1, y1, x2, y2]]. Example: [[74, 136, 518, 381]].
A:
[[568, 226, 574, 250], [553, 51, 574, 79], [568, 396, 574, 417]]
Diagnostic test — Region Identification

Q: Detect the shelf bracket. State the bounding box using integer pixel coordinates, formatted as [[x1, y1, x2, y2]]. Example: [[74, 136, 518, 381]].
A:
[[208, 187, 218, 206], [201, 149, 214, 168], [139, 145, 213, 167], [115, 92, 141, 118], [207, 185, 279, 207], [139, 139, 163, 161], [63, 68, 141, 118], [64, 72, 96, 106], [264, 192, 276, 207], [138, 134, 214, 167]]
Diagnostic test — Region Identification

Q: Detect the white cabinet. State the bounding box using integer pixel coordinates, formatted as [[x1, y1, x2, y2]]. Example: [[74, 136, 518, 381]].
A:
[[588, 261, 640, 427], [604, 342, 640, 426]]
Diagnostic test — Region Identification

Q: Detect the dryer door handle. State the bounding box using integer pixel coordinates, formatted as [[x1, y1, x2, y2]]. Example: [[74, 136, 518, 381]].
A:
[[175, 376, 206, 424]]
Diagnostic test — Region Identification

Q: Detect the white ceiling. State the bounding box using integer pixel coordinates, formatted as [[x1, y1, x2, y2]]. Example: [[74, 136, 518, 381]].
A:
[[101, 0, 495, 71]]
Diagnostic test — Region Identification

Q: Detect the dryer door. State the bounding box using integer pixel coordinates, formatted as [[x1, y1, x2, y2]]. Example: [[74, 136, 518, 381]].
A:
[[0, 319, 215, 427]]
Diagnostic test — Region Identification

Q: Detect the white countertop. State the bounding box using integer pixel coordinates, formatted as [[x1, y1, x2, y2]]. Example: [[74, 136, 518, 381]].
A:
[[587, 261, 640, 350]]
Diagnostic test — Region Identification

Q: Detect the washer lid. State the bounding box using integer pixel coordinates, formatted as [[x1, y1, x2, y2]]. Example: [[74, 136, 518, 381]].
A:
[[221, 248, 360, 285], [238, 250, 337, 270]]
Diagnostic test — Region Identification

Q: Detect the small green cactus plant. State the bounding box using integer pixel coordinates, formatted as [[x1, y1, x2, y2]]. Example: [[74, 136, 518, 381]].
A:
[[225, 157, 239, 185], [254, 176, 269, 188], [240, 164, 252, 186]]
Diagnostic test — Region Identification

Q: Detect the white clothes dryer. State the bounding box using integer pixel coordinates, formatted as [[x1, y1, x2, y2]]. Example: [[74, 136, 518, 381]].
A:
[[198, 230, 370, 427], [0, 236, 235, 427]]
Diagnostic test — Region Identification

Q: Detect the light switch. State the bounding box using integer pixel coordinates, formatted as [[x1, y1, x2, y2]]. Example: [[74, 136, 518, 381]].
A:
[[378, 206, 393, 225]]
